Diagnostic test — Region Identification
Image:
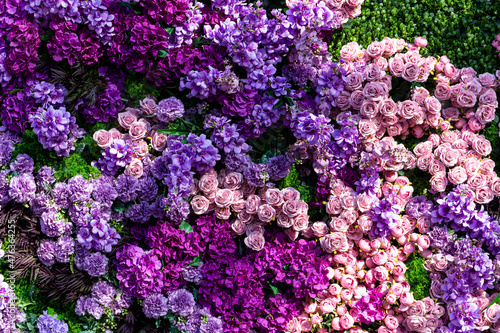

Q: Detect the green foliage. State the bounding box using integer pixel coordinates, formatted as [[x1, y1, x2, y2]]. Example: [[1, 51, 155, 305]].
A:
[[404, 254, 431, 300], [483, 121, 500, 174], [404, 167, 432, 199], [54, 153, 101, 181], [277, 164, 301, 190], [330, 0, 500, 73], [12, 130, 60, 171]]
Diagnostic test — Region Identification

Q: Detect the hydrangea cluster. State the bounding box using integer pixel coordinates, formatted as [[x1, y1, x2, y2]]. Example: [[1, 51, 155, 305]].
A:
[[36, 311, 68, 333], [76, 281, 133, 320]]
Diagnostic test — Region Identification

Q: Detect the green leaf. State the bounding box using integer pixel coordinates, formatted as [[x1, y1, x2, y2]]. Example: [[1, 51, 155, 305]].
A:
[[165, 27, 175, 35], [158, 129, 191, 136], [40, 29, 54, 41], [485, 293, 500, 311], [273, 99, 284, 109], [112, 201, 127, 214], [495, 114, 499, 124], [284, 96, 295, 106], [155, 318, 162, 328], [166, 311, 176, 324], [158, 50, 168, 58], [189, 254, 202, 267], [397, 170, 405, 176], [267, 281, 280, 295], [179, 221, 193, 234], [342, 20, 353, 29]]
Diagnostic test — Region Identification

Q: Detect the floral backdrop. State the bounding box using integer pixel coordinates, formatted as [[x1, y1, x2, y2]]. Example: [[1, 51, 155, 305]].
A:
[[1, 0, 500, 332]]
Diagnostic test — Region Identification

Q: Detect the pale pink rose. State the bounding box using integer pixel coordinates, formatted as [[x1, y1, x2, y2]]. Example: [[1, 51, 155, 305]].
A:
[[456, 89, 477, 108], [191, 195, 210, 215], [215, 189, 233, 208], [340, 42, 360, 61], [349, 90, 365, 110], [413, 36, 427, 47], [311, 221, 329, 237], [215, 206, 231, 220], [425, 96, 442, 114], [440, 148, 459, 167], [468, 117, 484, 132], [129, 121, 148, 140], [444, 63, 457, 78], [398, 100, 419, 119], [244, 232, 265, 251], [292, 214, 309, 231], [392, 262, 407, 276], [300, 320, 312, 332], [468, 173, 487, 190], [320, 232, 349, 253], [224, 172, 243, 190], [383, 315, 399, 330], [311, 314, 322, 325], [340, 314, 354, 330], [417, 217, 432, 234], [304, 301, 317, 314], [118, 110, 139, 131], [472, 137, 492, 156], [476, 105, 496, 124], [363, 82, 386, 101], [319, 299, 335, 313], [359, 100, 379, 118], [341, 288, 353, 301], [416, 154, 433, 171], [356, 193, 372, 212], [357, 214, 373, 233], [364, 64, 382, 82], [285, 318, 301, 333], [480, 158, 495, 172], [340, 274, 357, 289], [198, 174, 218, 194], [491, 178, 500, 196], [358, 119, 377, 137], [413, 141, 433, 157], [124, 158, 143, 178], [336, 91, 352, 110], [388, 56, 404, 77], [404, 315, 426, 331], [275, 211, 291, 228], [283, 200, 303, 218], [109, 128, 122, 140], [428, 160, 445, 176], [326, 197, 342, 215], [367, 41, 384, 58], [401, 62, 419, 82], [485, 303, 500, 323], [150, 131, 168, 151], [345, 72, 364, 91], [373, 266, 389, 282], [257, 204, 276, 223], [231, 220, 245, 235], [447, 166, 466, 185], [282, 187, 300, 201], [93, 129, 113, 148], [476, 186, 494, 204], [434, 84, 451, 100], [379, 98, 397, 117], [430, 174, 449, 192], [244, 194, 260, 214], [139, 95, 157, 115], [372, 251, 389, 266], [389, 283, 404, 297], [479, 88, 498, 106]]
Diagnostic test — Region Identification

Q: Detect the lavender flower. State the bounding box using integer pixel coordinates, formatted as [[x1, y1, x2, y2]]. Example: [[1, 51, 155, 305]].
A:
[[82, 252, 108, 277], [96, 139, 133, 176], [36, 311, 69, 333], [168, 289, 196, 317], [8, 173, 36, 203], [157, 97, 185, 123], [142, 293, 169, 319], [9, 153, 34, 174]]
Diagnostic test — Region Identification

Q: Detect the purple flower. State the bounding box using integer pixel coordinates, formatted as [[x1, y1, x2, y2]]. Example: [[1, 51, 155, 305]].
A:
[[91, 281, 116, 308], [36, 311, 68, 333], [82, 252, 108, 277], [96, 139, 133, 176], [157, 97, 185, 123], [37, 239, 56, 266], [67, 175, 93, 203], [243, 163, 268, 187], [9, 153, 34, 174], [54, 236, 74, 263], [36, 166, 55, 190], [142, 293, 168, 319], [8, 173, 36, 203], [168, 289, 196, 317], [266, 155, 291, 181]]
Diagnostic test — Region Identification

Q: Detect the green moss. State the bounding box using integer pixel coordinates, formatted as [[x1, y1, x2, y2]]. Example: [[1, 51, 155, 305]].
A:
[[54, 154, 101, 182], [483, 121, 500, 175], [404, 254, 431, 300], [330, 0, 500, 73], [12, 130, 61, 171], [277, 164, 301, 190]]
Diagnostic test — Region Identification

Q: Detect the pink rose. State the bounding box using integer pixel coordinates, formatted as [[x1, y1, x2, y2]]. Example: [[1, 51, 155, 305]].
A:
[[292, 214, 309, 231], [468, 117, 484, 131], [336, 91, 352, 110], [265, 188, 284, 206], [215, 206, 231, 220], [476, 105, 496, 124], [356, 193, 373, 212], [257, 204, 276, 223], [331, 217, 349, 233], [476, 186, 494, 204], [340, 42, 360, 61], [389, 56, 404, 77], [285, 318, 301, 333], [245, 194, 261, 214], [416, 154, 434, 171], [392, 262, 407, 276], [223, 172, 243, 190], [364, 64, 382, 82], [93, 129, 113, 148], [151, 131, 168, 151], [340, 274, 357, 289], [491, 178, 500, 196], [129, 121, 148, 140], [350, 90, 365, 110], [231, 220, 245, 235], [456, 89, 477, 108], [244, 232, 265, 251], [283, 200, 302, 218], [124, 158, 143, 178], [357, 215, 373, 233], [398, 100, 419, 119], [359, 100, 379, 119], [118, 110, 138, 130], [400, 290, 414, 306], [404, 315, 426, 331], [198, 174, 218, 194], [384, 315, 399, 330], [425, 96, 442, 114], [413, 141, 433, 157], [367, 41, 384, 58], [363, 82, 386, 101], [215, 189, 233, 208], [485, 303, 500, 323], [447, 166, 466, 185], [440, 148, 459, 167], [379, 98, 397, 117], [276, 211, 293, 228], [372, 251, 389, 266], [414, 37, 427, 47], [472, 137, 492, 156], [191, 195, 210, 215], [311, 221, 329, 237], [373, 266, 389, 282], [345, 72, 364, 91], [402, 62, 419, 82], [429, 160, 446, 176], [358, 119, 377, 137], [320, 232, 349, 253], [340, 314, 354, 330], [282, 187, 300, 201], [319, 298, 335, 313], [434, 84, 451, 101], [108, 128, 122, 140], [479, 88, 498, 106], [444, 63, 457, 77]]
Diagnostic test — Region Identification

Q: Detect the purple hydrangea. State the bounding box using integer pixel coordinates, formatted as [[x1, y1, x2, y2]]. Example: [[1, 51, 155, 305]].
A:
[[67, 175, 93, 203], [36, 311, 68, 333], [9, 153, 34, 174], [157, 97, 185, 123], [91, 281, 116, 308], [243, 163, 269, 187], [291, 111, 333, 146], [52, 182, 71, 209], [27, 81, 66, 108], [115, 173, 139, 202], [40, 208, 72, 238], [96, 139, 133, 176], [82, 252, 108, 277], [30, 105, 85, 157], [142, 293, 169, 319], [75, 295, 104, 320], [266, 155, 291, 181], [167, 289, 196, 317], [186, 133, 221, 174], [37, 239, 56, 266], [54, 236, 74, 263], [8, 173, 36, 203], [36, 166, 55, 190]]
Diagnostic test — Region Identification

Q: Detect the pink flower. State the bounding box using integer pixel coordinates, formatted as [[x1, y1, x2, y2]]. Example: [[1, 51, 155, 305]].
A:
[[404, 315, 426, 331], [431, 174, 449, 191], [191, 195, 210, 215], [320, 232, 349, 253], [257, 204, 276, 223], [401, 62, 419, 82], [384, 315, 399, 329], [363, 82, 387, 101], [276, 211, 292, 228], [367, 41, 384, 58], [282, 187, 300, 201], [198, 174, 218, 194], [292, 214, 309, 232], [372, 251, 389, 266], [373, 266, 389, 281], [345, 72, 364, 91], [319, 299, 335, 313], [311, 221, 329, 237], [93, 129, 113, 148], [340, 314, 355, 329], [118, 110, 138, 129], [245, 194, 261, 214], [340, 274, 357, 289], [472, 137, 492, 156], [151, 131, 168, 151], [414, 37, 427, 47], [244, 232, 265, 251], [231, 220, 245, 235], [215, 189, 234, 207], [358, 119, 377, 137], [215, 206, 231, 220], [336, 91, 352, 110], [456, 89, 477, 108], [124, 158, 143, 178], [129, 121, 148, 140], [475, 186, 494, 204], [476, 105, 496, 124], [388, 56, 404, 77], [444, 63, 457, 78]]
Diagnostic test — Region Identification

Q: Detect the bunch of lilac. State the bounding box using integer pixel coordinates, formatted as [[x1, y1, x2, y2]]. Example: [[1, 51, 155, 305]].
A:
[[76, 203, 120, 253], [431, 185, 500, 255], [95, 139, 133, 176], [405, 195, 434, 219], [30, 105, 85, 157], [26, 81, 66, 108], [445, 295, 481, 333], [369, 194, 401, 239], [79, 0, 115, 45], [441, 238, 495, 302], [36, 311, 68, 333], [76, 281, 133, 320], [204, 115, 250, 155], [291, 111, 333, 146], [24, 0, 81, 23], [327, 112, 361, 171]]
